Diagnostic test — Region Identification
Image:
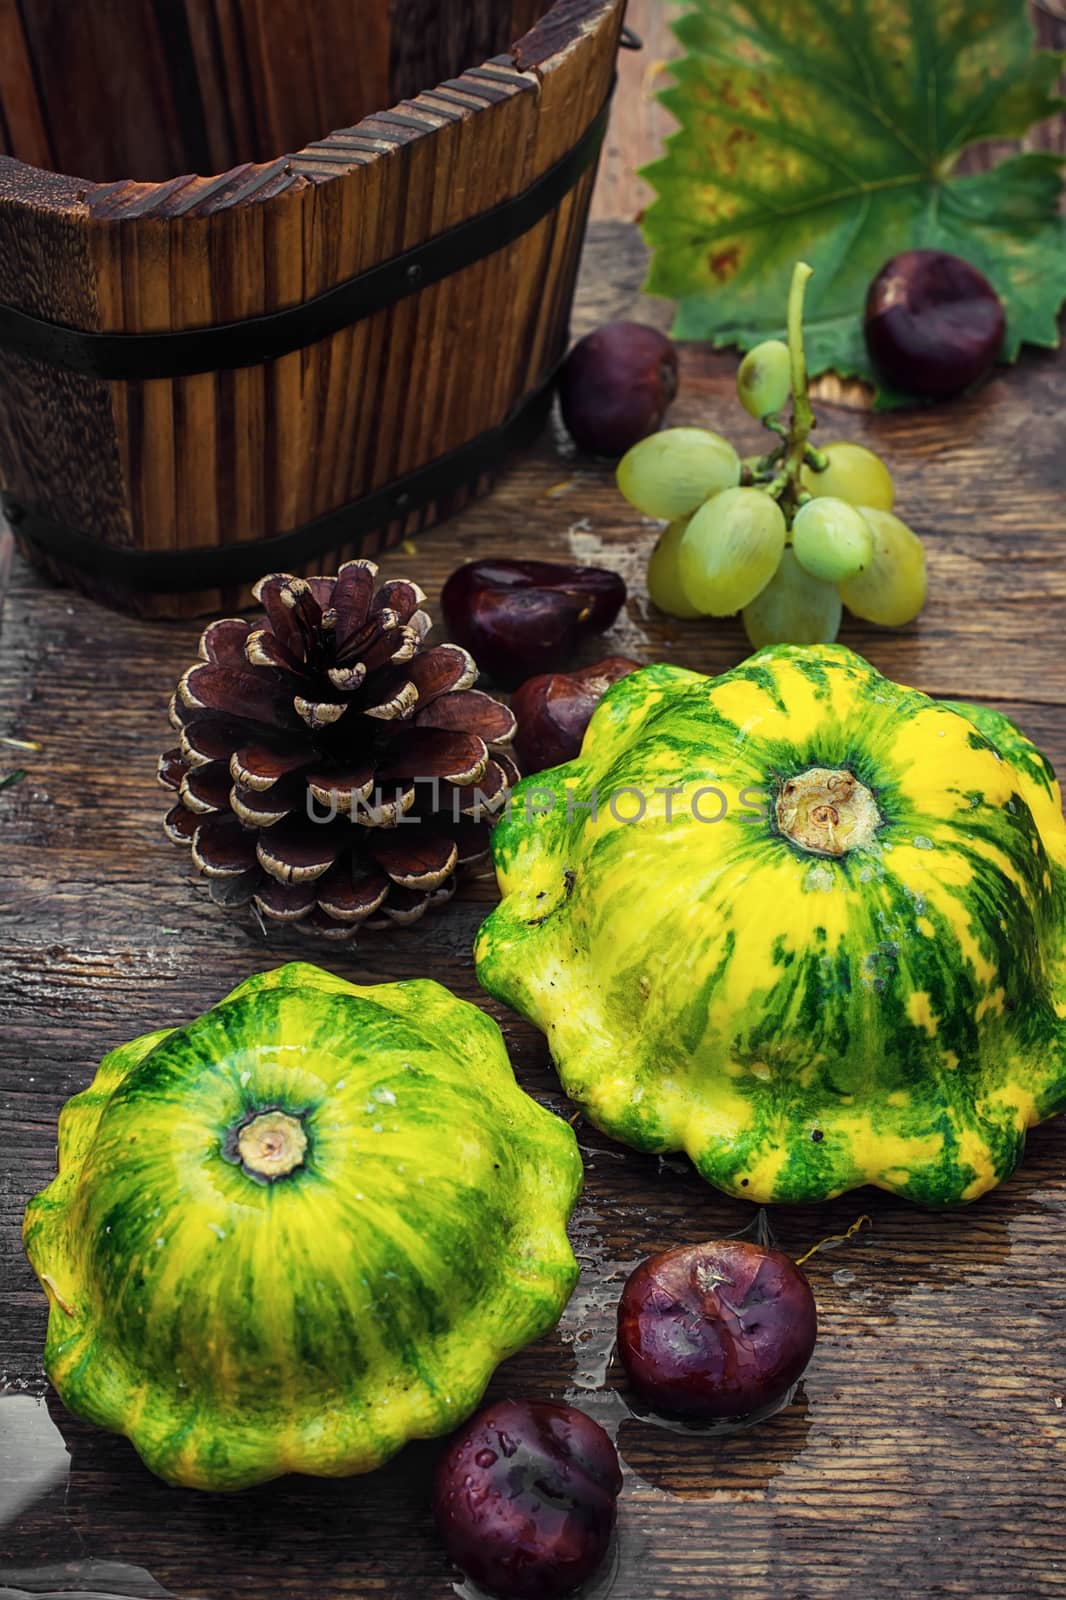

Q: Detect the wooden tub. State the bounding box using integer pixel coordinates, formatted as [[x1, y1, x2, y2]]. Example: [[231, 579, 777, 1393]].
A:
[[0, 0, 625, 616]]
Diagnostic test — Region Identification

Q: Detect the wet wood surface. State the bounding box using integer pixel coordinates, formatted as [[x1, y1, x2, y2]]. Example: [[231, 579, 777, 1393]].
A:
[[3, 8, 1066, 1596]]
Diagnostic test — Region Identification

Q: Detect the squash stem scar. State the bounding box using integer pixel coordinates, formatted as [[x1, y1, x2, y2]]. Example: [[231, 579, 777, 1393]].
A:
[[225, 1108, 309, 1181], [776, 768, 881, 856]]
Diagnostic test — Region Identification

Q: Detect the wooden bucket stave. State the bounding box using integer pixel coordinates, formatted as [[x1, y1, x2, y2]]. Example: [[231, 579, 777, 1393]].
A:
[[0, 0, 625, 616]]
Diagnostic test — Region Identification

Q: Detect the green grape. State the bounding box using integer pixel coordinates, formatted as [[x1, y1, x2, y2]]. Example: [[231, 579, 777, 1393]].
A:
[[646, 519, 703, 618], [742, 549, 842, 648], [801, 441, 895, 510], [791, 497, 874, 584], [616, 428, 740, 520], [840, 507, 927, 626], [736, 340, 791, 420], [678, 487, 786, 616]]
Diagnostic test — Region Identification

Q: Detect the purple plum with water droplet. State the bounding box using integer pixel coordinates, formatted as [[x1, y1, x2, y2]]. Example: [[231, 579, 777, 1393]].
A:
[[432, 1398, 622, 1598]]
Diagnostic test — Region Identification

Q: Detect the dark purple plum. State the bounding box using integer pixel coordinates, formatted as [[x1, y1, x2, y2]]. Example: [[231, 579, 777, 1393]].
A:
[[432, 1399, 622, 1599], [558, 321, 679, 455], [864, 250, 1006, 398], [512, 656, 641, 774], [441, 559, 626, 689], [616, 1240, 817, 1420]]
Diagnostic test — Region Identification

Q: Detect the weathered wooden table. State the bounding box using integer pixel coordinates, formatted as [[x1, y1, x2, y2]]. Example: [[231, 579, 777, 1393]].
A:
[[3, 34, 1066, 1593]]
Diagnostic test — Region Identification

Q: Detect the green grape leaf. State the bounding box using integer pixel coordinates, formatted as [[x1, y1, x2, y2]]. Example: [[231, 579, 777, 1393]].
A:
[[642, 0, 1066, 404]]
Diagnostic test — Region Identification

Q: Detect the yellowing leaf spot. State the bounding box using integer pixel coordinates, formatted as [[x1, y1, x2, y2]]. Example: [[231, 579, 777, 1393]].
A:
[[708, 245, 741, 281]]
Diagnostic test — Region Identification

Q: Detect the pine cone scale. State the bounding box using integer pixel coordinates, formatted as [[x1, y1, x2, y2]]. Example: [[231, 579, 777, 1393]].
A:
[[256, 818, 349, 885], [181, 762, 231, 813], [378, 728, 489, 786], [305, 765, 376, 808], [369, 831, 458, 890], [159, 749, 185, 789], [253, 878, 319, 922], [181, 663, 304, 732], [182, 719, 253, 767], [231, 777, 305, 828], [325, 560, 379, 643], [294, 696, 349, 732], [414, 689, 516, 743], [193, 815, 259, 877], [407, 644, 478, 702], [164, 803, 198, 844], [230, 742, 315, 791], [246, 629, 302, 673], [199, 617, 252, 665], [315, 867, 390, 923], [363, 680, 420, 721]]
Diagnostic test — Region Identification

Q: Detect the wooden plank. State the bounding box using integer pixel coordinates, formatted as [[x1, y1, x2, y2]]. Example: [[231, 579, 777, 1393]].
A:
[[1, 220, 1066, 1598], [13, 0, 188, 183], [0, 164, 133, 563], [0, 0, 52, 169]]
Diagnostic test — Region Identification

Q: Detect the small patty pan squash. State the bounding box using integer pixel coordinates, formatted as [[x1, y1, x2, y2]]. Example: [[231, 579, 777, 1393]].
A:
[[476, 645, 1066, 1207], [23, 963, 581, 1490]]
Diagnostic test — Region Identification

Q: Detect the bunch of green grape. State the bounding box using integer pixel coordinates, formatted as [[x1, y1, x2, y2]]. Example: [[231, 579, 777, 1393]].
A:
[[616, 272, 927, 648]]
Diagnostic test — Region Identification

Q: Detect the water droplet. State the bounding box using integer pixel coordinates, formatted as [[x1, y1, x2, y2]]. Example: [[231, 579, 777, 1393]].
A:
[[474, 1448, 498, 1469], [832, 1267, 855, 1286], [913, 835, 935, 851], [497, 1431, 518, 1458], [207, 1222, 226, 1240]]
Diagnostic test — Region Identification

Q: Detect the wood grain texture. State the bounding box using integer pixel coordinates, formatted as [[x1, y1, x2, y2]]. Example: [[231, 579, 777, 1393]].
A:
[[0, 0, 622, 618], [1, 222, 1065, 1599]]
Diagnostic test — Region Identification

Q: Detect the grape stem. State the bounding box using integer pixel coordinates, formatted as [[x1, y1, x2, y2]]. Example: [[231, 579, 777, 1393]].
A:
[[774, 261, 818, 525]]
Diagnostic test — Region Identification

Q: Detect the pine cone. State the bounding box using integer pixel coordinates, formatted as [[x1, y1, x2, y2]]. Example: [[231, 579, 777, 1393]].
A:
[[159, 564, 519, 938]]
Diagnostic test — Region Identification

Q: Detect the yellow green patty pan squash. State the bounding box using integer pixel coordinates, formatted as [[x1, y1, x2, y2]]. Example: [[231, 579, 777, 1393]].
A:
[[23, 963, 582, 1491], [475, 644, 1066, 1207]]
